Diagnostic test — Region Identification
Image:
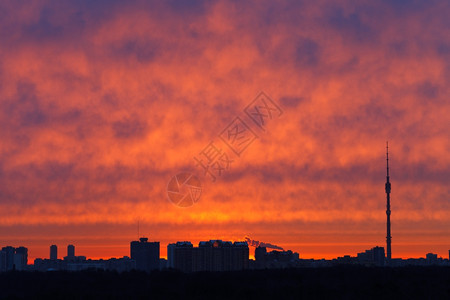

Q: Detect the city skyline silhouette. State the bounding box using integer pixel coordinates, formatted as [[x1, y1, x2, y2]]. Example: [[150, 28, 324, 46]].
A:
[[0, 0, 448, 270]]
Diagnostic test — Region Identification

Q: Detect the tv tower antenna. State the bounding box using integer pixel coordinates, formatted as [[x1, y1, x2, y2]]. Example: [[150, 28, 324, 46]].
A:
[[385, 141, 392, 263]]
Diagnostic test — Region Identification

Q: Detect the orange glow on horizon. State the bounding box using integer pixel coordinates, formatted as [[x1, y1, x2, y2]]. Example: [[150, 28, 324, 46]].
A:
[[0, 0, 448, 262]]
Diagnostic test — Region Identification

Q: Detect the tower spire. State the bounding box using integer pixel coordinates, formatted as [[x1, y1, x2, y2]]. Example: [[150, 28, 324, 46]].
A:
[[385, 141, 392, 263]]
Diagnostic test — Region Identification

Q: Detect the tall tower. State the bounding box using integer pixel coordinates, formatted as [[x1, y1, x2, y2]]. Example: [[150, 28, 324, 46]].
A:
[[385, 142, 392, 263]]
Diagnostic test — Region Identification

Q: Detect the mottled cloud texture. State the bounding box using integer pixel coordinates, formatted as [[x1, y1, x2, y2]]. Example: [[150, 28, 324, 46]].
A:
[[0, 0, 449, 260]]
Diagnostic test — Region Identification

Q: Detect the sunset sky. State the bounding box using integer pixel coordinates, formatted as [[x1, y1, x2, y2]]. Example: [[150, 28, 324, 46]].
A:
[[0, 0, 449, 261]]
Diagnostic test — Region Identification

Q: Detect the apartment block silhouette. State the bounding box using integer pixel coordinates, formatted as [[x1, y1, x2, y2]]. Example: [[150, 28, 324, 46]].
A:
[[168, 240, 249, 272]]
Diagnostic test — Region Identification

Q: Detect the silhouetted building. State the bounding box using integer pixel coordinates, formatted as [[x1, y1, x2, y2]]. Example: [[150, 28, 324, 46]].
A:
[[168, 242, 193, 272], [1, 247, 15, 271], [232, 242, 250, 271], [199, 240, 249, 272], [67, 245, 75, 257], [0, 250, 5, 272], [210, 240, 229, 271], [334, 255, 358, 265], [34, 256, 135, 272], [14, 247, 28, 270], [1, 246, 15, 271], [193, 241, 213, 271], [63, 245, 85, 262], [357, 247, 385, 266], [255, 246, 267, 262], [426, 253, 438, 265], [168, 240, 249, 272], [159, 258, 167, 270], [254, 246, 267, 268], [50, 245, 57, 260], [103, 257, 135, 272], [0, 246, 28, 271], [254, 246, 300, 269], [130, 237, 160, 272], [0, 250, 4, 272]]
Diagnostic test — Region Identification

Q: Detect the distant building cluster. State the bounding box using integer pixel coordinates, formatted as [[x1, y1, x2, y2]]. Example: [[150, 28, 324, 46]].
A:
[[1, 241, 449, 273], [254, 247, 300, 269], [33, 244, 135, 272], [0, 238, 251, 273], [324, 247, 450, 268]]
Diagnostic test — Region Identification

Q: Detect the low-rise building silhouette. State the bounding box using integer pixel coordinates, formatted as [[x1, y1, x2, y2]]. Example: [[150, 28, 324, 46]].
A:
[[34, 255, 135, 272], [254, 246, 300, 269]]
